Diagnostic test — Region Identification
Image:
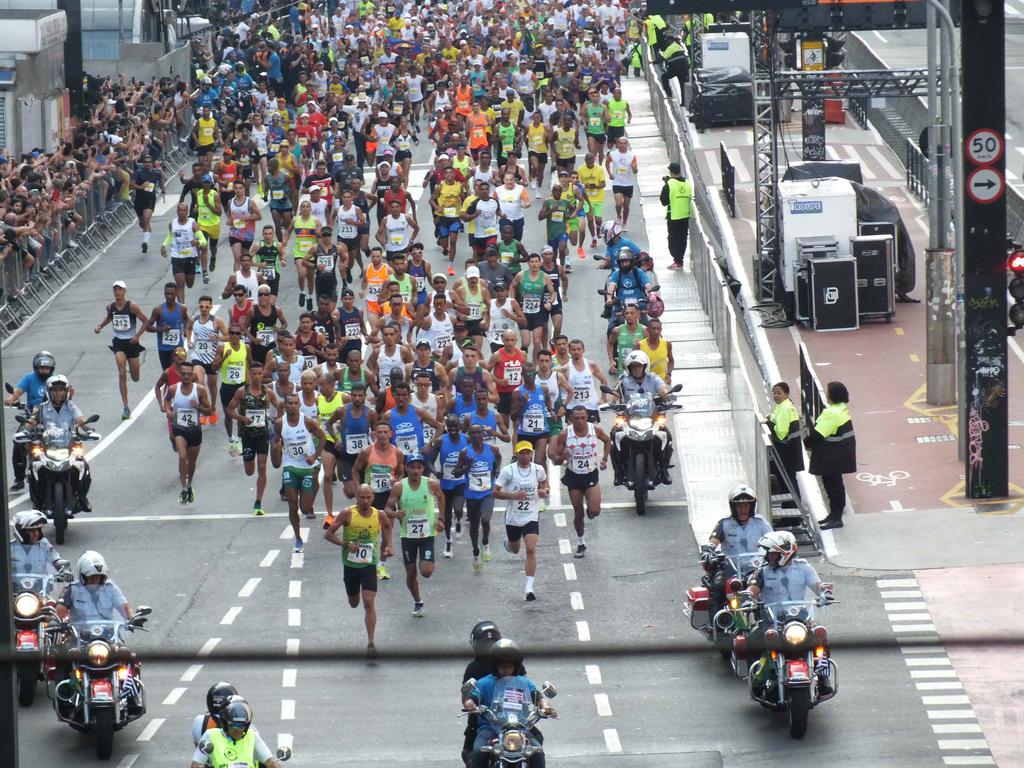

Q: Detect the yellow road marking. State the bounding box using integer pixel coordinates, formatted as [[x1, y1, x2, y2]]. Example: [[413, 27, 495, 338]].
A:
[[895, 327, 905, 335], [909, 353, 920, 362]]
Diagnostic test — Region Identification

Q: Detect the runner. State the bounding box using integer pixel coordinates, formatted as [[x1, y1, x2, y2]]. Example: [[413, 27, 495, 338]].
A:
[[510, 362, 553, 460], [315, 372, 346, 518], [220, 252, 264, 300], [226, 361, 279, 515], [433, 415, 469, 559], [226, 180, 262, 271], [195, 173, 223, 278], [383, 381, 442, 458], [211, 324, 253, 455], [352, 422, 404, 580], [384, 452, 445, 617], [605, 135, 638, 227], [454, 423, 500, 571], [548, 406, 611, 558], [94, 280, 148, 419], [160, 201, 202, 303], [360, 247, 393, 320], [186, 295, 228, 426], [487, 329, 526, 431], [162, 360, 214, 504], [286, 199, 321, 312], [131, 155, 164, 254], [272, 392, 326, 553], [327, 382, 378, 500], [494, 441, 549, 601], [578, 154, 608, 249], [247, 285, 288, 365], [145, 283, 189, 371], [538, 184, 574, 271], [250, 225, 285, 296], [566, 338, 609, 423], [509, 255, 557, 357], [323, 484, 391, 656]]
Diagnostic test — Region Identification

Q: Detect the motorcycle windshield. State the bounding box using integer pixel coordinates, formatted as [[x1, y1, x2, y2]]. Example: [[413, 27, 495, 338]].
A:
[[11, 571, 57, 595], [764, 600, 817, 627], [42, 425, 73, 449], [626, 393, 655, 418], [71, 619, 125, 645], [726, 552, 763, 577]]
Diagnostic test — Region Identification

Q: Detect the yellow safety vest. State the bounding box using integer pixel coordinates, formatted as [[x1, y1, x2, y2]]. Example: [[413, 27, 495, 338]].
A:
[[666, 178, 692, 220]]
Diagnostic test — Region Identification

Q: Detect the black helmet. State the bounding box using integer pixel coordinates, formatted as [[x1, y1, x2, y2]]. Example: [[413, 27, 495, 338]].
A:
[[206, 681, 238, 717], [470, 620, 501, 656], [728, 485, 757, 519], [488, 638, 523, 673], [32, 351, 55, 378], [218, 695, 253, 735]]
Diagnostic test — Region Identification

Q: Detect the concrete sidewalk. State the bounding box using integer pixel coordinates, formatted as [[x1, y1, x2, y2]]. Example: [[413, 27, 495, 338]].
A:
[[678, 97, 1024, 569]]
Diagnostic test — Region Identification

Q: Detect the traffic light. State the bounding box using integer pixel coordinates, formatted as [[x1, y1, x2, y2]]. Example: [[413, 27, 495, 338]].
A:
[[1009, 249, 1024, 335], [824, 36, 846, 68]]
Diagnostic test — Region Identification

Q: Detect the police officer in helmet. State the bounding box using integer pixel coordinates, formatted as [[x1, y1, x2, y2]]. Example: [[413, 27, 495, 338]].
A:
[[703, 485, 773, 621]]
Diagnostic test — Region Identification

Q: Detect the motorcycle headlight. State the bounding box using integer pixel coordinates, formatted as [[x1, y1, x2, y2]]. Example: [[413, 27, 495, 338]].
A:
[[784, 622, 808, 646], [31, 445, 43, 459], [502, 731, 526, 753], [47, 448, 71, 461], [14, 592, 41, 618], [631, 417, 653, 430], [87, 641, 111, 666], [72, 444, 85, 458], [614, 415, 626, 428], [655, 414, 667, 427]]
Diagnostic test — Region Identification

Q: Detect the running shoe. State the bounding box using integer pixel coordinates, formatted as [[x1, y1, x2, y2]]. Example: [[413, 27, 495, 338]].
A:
[[366, 642, 378, 659], [591, 237, 598, 248], [443, 540, 453, 558], [377, 564, 390, 580], [141, 243, 148, 254], [577, 245, 585, 259], [208, 412, 219, 426], [482, 544, 492, 562], [525, 591, 537, 602], [574, 544, 587, 559], [455, 520, 463, 540], [306, 297, 313, 311], [565, 262, 573, 273], [202, 274, 210, 285], [200, 415, 208, 426], [299, 293, 306, 308], [447, 264, 455, 276], [294, 537, 304, 553], [121, 406, 131, 421], [530, 180, 538, 190], [412, 601, 424, 617], [186, 486, 195, 504], [473, 556, 483, 572], [503, 539, 513, 554], [667, 262, 685, 271], [253, 502, 265, 516], [178, 489, 188, 505]]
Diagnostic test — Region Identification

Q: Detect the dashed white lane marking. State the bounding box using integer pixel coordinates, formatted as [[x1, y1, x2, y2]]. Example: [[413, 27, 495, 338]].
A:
[[238, 578, 262, 597], [278, 734, 294, 750], [162, 687, 187, 706], [136, 718, 165, 741], [594, 693, 613, 717], [116, 755, 139, 768], [181, 664, 203, 682], [260, 550, 281, 567], [281, 700, 296, 720], [286, 638, 301, 656], [942, 757, 996, 766], [917, 682, 964, 691], [892, 623, 937, 633], [928, 709, 977, 719], [576, 621, 591, 642], [938, 739, 990, 750], [881, 590, 923, 599], [886, 601, 928, 611], [603, 728, 623, 753], [906, 657, 954, 667], [563, 563, 578, 580], [911, 670, 959, 679], [923, 695, 972, 706], [552, 512, 567, 527], [559, 539, 572, 555], [288, 608, 302, 627], [280, 526, 311, 540], [546, 459, 563, 509], [220, 607, 244, 625], [889, 613, 934, 622], [282, 669, 297, 688], [570, 592, 584, 610], [902, 645, 945, 654], [289, 580, 302, 598], [291, 552, 305, 569], [198, 638, 221, 657], [933, 723, 984, 734], [586, 665, 602, 685]]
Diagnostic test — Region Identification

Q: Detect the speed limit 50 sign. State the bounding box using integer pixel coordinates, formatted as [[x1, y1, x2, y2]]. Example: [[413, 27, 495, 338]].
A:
[[966, 129, 1004, 166]]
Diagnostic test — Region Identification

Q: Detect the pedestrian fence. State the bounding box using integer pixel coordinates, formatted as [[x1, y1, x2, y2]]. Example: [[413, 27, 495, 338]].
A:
[[643, 43, 821, 547], [719, 142, 736, 218], [0, 116, 193, 342], [904, 137, 930, 206], [798, 341, 828, 429]]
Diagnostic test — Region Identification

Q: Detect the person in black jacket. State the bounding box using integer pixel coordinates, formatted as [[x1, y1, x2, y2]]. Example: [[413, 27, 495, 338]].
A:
[[804, 382, 856, 530]]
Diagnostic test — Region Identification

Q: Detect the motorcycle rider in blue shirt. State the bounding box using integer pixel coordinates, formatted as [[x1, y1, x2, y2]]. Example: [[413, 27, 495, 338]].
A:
[[603, 249, 651, 333], [5, 350, 56, 491]]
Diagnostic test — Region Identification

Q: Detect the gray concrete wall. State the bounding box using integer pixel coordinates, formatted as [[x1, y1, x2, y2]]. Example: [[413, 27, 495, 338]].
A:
[[85, 40, 190, 83]]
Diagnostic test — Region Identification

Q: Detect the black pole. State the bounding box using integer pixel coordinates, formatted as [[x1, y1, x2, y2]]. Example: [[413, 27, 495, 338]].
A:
[[961, 0, 1009, 498], [0, 345, 21, 766], [58, 0, 86, 119]]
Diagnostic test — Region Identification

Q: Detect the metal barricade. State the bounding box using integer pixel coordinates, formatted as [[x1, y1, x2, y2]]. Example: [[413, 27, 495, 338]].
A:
[[720, 142, 736, 218], [905, 137, 930, 205]]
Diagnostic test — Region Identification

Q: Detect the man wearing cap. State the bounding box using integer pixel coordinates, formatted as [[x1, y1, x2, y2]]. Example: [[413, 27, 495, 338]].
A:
[[95, 281, 149, 420], [384, 450, 445, 617], [660, 162, 692, 271], [494, 441, 549, 601]]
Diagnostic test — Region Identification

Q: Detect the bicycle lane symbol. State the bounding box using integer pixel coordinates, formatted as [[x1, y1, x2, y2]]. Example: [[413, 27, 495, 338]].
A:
[[856, 470, 910, 488]]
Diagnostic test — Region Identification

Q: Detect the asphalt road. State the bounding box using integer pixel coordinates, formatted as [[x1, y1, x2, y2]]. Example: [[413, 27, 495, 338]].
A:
[[8, 85, 948, 767]]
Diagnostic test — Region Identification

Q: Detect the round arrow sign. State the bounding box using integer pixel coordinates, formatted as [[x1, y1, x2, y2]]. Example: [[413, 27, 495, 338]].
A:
[[967, 167, 1004, 204], [966, 129, 1004, 166]]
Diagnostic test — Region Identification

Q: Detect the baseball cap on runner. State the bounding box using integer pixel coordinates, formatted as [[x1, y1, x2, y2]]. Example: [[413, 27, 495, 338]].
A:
[[514, 441, 534, 453], [112, 280, 127, 289]]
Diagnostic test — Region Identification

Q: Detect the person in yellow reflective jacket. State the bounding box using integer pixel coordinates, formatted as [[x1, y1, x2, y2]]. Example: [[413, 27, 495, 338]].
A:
[[767, 382, 804, 498], [804, 381, 856, 530]]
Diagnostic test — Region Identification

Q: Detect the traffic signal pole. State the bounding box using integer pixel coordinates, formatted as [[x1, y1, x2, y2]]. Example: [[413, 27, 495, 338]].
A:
[[961, 0, 1010, 498], [0, 345, 20, 767]]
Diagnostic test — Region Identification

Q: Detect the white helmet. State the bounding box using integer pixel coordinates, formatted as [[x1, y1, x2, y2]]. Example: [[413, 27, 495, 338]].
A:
[[757, 531, 797, 567], [624, 349, 649, 376], [602, 220, 623, 243], [12, 509, 47, 543], [728, 485, 758, 519], [46, 374, 69, 391], [77, 551, 109, 583]]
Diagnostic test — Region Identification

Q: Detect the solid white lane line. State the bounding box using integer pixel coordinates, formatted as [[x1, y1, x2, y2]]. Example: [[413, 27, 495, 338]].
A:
[[937, 739, 990, 750], [116, 756, 139, 768], [559, 539, 572, 555], [260, 550, 280, 567], [886, 601, 928, 611], [198, 638, 221, 657], [917, 681, 964, 691], [922, 695, 971, 706], [136, 718, 165, 741], [291, 552, 305, 569], [570, 592, 584, 610], [576, 621, 591, 641], [220, 607, 243, 625], [928, 709, 977, 719], [282, 669, 297, 688], [873, 30, 888, 43], [933, 723, 984, 734], [563, 563, 578, 581], [288, 609, 302, 627], [603, 728, 623, 753], [181, 664, 203, 682], [911, 670, 959, 679], [594, 693, 613, 717], [281, 700, 296, 720], [586, 665, 602, 685], [289, 580, 302, 598], [942, 757, 995, 766], [889, 613, 935, 622], [286, 639, 300, 656], [162, 687, 187, 706], [238, 578, 261, 597], [906, 657, 953, 667], [552, 512, 567, 527], [880, 590, 923, 599], [892, 624, 937, 633]]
